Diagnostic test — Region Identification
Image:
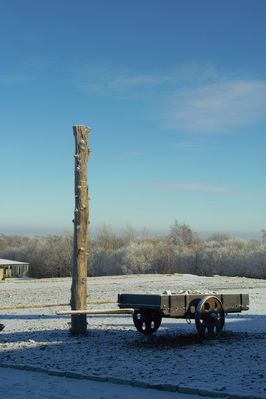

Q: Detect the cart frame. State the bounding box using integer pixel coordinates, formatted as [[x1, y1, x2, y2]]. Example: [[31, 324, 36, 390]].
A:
[[118, 292, 249, 340]]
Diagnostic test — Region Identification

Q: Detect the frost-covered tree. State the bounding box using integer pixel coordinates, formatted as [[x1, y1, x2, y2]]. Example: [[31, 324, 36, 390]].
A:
[[208, 233, 231, 241], [169, 220, 195, 246], [1, 225, 266, 279]]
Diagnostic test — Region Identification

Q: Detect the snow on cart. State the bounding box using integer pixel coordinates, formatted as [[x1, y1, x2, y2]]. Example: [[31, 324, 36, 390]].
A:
[[118, 291, 249, 339]]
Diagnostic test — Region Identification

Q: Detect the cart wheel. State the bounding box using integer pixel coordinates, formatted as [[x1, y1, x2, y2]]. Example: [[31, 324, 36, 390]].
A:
[[133, 310, 162, 335], [195, 296, 225, 340]]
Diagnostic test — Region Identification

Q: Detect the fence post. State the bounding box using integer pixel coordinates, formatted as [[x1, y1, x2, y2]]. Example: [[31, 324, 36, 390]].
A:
[[70, 125, 91, 335]]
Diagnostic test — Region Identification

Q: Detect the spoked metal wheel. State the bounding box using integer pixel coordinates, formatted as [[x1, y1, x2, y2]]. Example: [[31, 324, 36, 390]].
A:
[[195, 296, 225, 340], [133, 310, 162, 335]]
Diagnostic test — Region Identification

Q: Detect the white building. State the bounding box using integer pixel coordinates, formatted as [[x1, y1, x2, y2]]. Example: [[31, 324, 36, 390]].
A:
[[0, 258, 29, 280]]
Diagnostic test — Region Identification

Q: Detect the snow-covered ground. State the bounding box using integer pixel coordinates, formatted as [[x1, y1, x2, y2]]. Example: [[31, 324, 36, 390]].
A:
[[0, 274, 266, 398]]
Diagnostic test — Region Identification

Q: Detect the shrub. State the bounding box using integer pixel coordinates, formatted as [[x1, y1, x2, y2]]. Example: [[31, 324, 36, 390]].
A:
[[1, 227, 265, 279]]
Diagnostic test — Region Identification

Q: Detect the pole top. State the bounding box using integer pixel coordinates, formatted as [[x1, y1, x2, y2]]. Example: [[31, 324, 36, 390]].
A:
[[73, 125, 92, 130], [72, 125, 92, 137]]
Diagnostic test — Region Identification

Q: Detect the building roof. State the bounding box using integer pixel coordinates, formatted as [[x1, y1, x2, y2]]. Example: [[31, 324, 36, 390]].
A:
[[0, 258, 29, 266]]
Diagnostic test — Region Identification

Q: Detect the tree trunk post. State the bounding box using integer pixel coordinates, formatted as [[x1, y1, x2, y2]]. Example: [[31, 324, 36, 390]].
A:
[[70, 125, 91, 335]]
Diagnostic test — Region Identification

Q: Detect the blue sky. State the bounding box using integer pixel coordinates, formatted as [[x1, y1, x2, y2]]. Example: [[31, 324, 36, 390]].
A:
[[0, 0, 265, 237]]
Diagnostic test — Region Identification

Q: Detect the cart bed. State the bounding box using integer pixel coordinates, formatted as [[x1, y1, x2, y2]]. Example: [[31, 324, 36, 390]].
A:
[[118, 292, 249, 318]]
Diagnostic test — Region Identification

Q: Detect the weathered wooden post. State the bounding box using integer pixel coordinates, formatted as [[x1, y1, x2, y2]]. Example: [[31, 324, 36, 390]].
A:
[[70, 125, 91, 335]]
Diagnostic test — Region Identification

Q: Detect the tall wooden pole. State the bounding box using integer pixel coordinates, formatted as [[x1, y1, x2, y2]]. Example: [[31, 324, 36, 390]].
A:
[[70, 125, 91, 335]]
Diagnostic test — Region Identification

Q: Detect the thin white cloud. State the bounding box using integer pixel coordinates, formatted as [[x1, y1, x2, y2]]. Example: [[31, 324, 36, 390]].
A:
[[85, 71, 173, 95], [82, 63, 221, 95], [146, 181, 266, 200], [173, 136, 211, 149], [80, 64, 266, 133], [146, 182, 234, 193], [165, 79, 266, 133]]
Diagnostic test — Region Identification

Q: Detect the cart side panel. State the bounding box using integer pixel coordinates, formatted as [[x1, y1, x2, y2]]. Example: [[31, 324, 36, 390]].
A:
[[159, 295, 171, 315], [242, 293, 249, 309], [118, 292, 249, 317], [167, 295, 186, 317], [221, 293, 249, 312], [118, 293, 162, 310]]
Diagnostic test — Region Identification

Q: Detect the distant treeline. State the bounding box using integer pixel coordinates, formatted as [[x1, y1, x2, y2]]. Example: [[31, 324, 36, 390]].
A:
[[0, 222, 265, 279]]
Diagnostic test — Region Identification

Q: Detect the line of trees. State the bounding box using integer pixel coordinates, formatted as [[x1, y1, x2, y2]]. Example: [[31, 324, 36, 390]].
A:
[[0, 222, 265, 279]]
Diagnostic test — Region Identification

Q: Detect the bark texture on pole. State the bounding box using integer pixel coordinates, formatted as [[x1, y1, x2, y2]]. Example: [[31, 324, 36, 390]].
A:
[[70, 125, 91, 335]]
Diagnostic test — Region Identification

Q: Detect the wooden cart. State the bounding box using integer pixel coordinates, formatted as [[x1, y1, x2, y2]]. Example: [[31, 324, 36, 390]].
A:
[[118, 292, 249, 340]]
